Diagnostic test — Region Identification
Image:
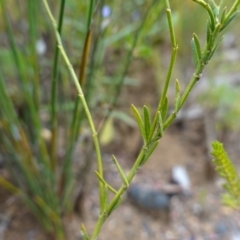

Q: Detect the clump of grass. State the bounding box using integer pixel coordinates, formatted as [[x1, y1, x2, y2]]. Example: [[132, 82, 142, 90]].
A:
[[0, 0, 162, 238], [0, 0, 240, 239]]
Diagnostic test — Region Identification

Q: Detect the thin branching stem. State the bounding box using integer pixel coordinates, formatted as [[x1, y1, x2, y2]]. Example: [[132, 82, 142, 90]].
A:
[[163, 70, 202, 130], [41, 0, 105, 212], [91, 148, 146, 239], [149, 0, 178, 140], [2, 0, 240, 239], [64, 0, 95, 173]]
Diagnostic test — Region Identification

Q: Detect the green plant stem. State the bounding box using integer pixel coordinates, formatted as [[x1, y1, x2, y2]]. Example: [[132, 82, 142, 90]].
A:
[[149, 0, 178, 140], [87, 0, 94, 29], [41, 0, 105, 212], [63, 0, 95, 175], [70, 29, 92, 145], [61, 0, 95, 207], [79, 0, 95, 88], [163, 0, 240, 131], [225, 0, 240, 21], [28, 0, 39, 111], [91, 148, 146, 239], [50, 0, 66, 171], [163, 67, 202, 130]]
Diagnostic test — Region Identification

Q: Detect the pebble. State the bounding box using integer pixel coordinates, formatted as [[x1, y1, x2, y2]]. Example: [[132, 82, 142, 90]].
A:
[[128, 184, 171, 210]]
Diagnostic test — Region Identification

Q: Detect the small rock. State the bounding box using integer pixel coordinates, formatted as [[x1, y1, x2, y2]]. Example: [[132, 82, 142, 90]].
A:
[[128, 184, 171, 210], [172, 165, 191, 193]]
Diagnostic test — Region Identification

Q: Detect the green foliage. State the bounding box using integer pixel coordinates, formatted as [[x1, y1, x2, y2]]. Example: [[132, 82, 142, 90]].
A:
[[0, 0, 240, 239], [211, 141, 240, 208], [0, 0, 165, 238]]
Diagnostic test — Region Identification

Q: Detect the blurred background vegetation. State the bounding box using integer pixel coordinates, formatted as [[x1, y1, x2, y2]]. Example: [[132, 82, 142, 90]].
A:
[[0, 0, 240, 238], [1, 0, 240, 130]]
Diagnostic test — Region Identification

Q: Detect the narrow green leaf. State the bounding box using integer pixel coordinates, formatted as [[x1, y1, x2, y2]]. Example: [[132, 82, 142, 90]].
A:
[[0, 75, 18, 124], [112, 155, 129, 188], [209, 0, 219, 17], [174, 79, 180, 112], [140, 140, 159, 165], [131, 104, 146, 142], [193, 33, 202, 60], [143, 105, 151, 142], [80, 224, 90, 240], [108, 196, 123, 216], [175, 78, 180, 93], [0, 176, 21, 195], [95, 171, 118, 194], [208, 37, 223, 60], [191, 37, 199, 69], [34, 196, 60, 225], [157, 111, 164, 138], [221, 11, 239, 31], [161, 96, 168, 121], [206, 19, 212, 44], [99, 117, 114, 146], [220, 7, 227, 24], [208, 23, 221, 51]]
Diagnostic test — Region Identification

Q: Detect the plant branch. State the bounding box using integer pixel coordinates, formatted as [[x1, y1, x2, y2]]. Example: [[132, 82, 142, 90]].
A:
[[41, 0, 105, 212], [149, 0, 178, 140]]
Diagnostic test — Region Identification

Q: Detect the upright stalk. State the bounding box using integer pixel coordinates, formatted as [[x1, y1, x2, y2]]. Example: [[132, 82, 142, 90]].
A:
[[87, 0, 95, 29], [41, 0, 105, 212], [149, 0, 178, 140], [28, 0, 39, 112], [50, 0, 66, 171], [61, 0, 95, 208], [90, 148, 146, 239]]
